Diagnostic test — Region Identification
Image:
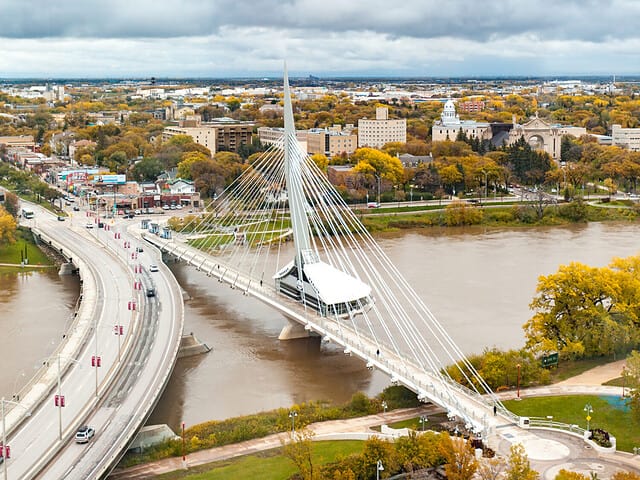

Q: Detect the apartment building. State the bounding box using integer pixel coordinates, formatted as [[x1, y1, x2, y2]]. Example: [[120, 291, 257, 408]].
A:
[[162, 116, 254, 153], [612, 124, 640, 151], [357, 107, 406, 148]]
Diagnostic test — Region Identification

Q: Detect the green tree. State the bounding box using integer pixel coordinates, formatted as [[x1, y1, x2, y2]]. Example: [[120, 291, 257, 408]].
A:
[[106, 150, 128, 174], [132, 157, 164, 182]]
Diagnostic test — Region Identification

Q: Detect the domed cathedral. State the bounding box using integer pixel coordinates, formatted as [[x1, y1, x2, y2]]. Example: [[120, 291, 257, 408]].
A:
[[507, 112, 586, 161], [431, 99, 491, 142]]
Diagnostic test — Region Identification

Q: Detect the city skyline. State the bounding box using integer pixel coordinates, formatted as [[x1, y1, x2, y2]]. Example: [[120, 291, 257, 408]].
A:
[[1, 0, 640, 78]]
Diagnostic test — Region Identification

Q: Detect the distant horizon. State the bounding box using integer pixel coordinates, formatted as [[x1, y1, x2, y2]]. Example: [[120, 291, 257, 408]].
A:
[[0, 73, 636, 83]]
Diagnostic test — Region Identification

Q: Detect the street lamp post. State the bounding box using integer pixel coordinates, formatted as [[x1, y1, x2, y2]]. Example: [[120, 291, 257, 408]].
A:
[[1, 397, 30, 480], [375, 174, 381, 206], [516, 363, 521, 400], [419, 415, 428, 432], [584, 403, 593, 432], [622, 366, 627, 399], [381, 401, 387, 414], [181, 421, 186, 468], [376, 460, 384, 480], [482, 170, 488, 205], [288, 411, 298, 435], [56, 355, 64, 441]]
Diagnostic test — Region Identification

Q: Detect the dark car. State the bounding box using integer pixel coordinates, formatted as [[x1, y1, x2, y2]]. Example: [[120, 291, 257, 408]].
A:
[[57, 216, 65, 221], [73, 206, 80, 211], [146, 287, 155, 297]]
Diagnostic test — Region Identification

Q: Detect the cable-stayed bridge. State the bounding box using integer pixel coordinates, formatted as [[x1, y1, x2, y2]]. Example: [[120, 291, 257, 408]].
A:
[[145, 67, 516, 441]]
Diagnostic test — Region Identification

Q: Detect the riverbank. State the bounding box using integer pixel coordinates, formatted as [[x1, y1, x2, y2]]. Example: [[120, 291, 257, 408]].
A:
[[0, 226, 54, 268], [361, 201, 639, 233]]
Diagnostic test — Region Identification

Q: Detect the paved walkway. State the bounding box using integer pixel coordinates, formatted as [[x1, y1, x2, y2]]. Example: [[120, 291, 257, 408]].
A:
[[108, 406, 437, 479], [110, 360, 639, 479], [557, 360, 626, 386]]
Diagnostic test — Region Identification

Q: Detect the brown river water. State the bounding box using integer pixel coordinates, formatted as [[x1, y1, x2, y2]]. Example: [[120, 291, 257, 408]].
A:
[[3, 222, 639, 431]]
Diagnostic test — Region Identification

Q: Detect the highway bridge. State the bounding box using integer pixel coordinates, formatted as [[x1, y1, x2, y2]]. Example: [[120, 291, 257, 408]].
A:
[[4, 203, 183, 479]]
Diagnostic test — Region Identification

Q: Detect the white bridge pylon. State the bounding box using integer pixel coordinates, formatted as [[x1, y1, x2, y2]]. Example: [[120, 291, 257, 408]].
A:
[[149, 65, 516, 436]]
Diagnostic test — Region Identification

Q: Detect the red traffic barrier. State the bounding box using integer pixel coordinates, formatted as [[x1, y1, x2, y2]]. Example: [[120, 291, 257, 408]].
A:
[[91, 355, 101, 367], [54, 394, 66, 407], [114, 325, 124, 335]]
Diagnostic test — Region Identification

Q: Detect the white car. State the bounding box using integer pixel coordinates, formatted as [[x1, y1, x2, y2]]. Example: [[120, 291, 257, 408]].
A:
[[75, 426, 95, 444], [149, 264, 159, 272], [162, 205, 170, 210], [85, 222, 94, 229], [176, 204, 183, 210]]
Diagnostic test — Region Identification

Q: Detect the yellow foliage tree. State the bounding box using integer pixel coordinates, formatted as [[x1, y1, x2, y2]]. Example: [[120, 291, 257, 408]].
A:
[[0, 206, 17, 244]]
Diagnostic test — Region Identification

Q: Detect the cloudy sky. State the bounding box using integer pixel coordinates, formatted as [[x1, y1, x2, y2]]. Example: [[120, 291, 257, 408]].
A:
[[1, 0, 639, 78]]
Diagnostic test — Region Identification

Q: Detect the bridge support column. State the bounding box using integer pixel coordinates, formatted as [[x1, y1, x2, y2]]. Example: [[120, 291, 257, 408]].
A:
[[59, 262, 75, 275], [278, 319, 310, 340]]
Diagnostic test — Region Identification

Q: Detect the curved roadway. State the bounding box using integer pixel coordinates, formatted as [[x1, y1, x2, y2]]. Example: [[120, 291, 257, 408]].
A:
[[4, 203, 183, 479]]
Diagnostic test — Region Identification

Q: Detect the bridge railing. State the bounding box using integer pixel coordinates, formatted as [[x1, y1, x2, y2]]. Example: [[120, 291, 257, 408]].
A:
[[528, 417, 586, 437]]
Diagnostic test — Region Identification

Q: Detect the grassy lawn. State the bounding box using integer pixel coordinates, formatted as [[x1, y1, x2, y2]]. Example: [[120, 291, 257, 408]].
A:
[[504, 395, 640, 452], [156, 441, 363, 480], [0, 227, 54, 266], [383, 412, 450, 432]]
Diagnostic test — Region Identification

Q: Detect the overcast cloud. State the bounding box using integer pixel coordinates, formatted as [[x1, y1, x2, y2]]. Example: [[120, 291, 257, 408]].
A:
[[0, 0, 638, 77]]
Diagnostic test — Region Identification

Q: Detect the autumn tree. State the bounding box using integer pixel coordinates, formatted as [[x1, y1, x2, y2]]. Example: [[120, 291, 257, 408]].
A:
[[3, 191, 19, 217], [612, 471, 640, 480], [310, 153, 329, 173], [504, 444, 538, 480], [444, 201, 483, 226], [477, 457, 506, 480], [177, 152, 211, 180], [0, 206, 17, 245], [624, 350, 640, 421], [439, 164, 463, 194], [281, 429, 316, 480], [554, 469, 590, 480], [351, 148, 405, 186], [359, 436, 399, 479], [395, 431, 445, 473], [439, 433, 478, 480], [525, 257, 640, 357]]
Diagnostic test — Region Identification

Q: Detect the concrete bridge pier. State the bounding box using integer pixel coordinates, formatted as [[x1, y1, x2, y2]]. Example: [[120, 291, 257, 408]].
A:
[[59, 262, 75, 275], [278, 318, 311, 340]]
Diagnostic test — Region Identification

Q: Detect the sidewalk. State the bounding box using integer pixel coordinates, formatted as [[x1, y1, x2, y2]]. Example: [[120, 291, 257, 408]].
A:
[[109, 406, 435, 479]]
